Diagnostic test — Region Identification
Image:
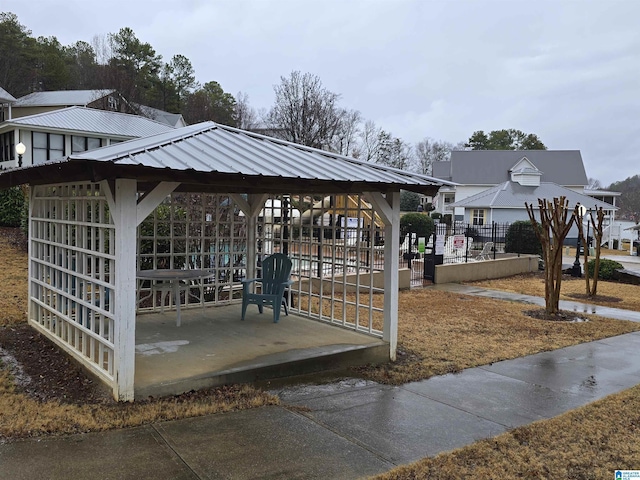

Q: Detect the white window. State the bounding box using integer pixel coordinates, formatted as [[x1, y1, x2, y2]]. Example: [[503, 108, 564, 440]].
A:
[[472, 209, 485, 226], [72, 136, 102, 153], [108, 95, 119, 110], [33, 132, 64, 164], [0, 133, 14, 162]]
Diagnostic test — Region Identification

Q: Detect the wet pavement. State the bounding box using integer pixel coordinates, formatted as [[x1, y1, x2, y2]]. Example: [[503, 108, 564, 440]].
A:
[[1, 285, 640, 479]]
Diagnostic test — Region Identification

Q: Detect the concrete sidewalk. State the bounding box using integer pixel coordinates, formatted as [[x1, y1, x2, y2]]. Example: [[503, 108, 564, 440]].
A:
[[1, 292, 640, 479]]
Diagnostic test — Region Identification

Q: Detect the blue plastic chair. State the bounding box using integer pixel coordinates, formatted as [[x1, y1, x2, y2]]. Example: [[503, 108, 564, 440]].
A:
[[241, 253, 293, 323]]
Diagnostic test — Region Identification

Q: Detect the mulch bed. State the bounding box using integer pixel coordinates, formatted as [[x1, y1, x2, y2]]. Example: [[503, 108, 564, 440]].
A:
[[524, 309, 589, 322], [0, 324, 114, 405], [564, 292, 623, 303]]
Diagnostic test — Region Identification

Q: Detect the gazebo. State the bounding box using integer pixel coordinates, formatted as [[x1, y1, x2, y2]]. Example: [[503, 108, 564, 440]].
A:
[[0, 122, 447, 401]]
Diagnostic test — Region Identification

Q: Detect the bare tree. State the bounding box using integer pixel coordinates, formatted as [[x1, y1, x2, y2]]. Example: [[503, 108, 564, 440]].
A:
[[587, 177, 602, 190], [525, 197, 576, 315], [415, 138, 454, 175], [374, 131, 414, 170], [357, 120, 381, 162], [91, 33, 112, 65], [266, 71, 345, 149], [329, 108, 361, 156], [235, 91, 260, 130], [575, 205, 605, 296]]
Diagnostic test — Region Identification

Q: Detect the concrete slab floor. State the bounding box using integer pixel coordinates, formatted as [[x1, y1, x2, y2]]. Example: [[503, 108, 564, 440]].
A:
[[134, 304, 387, 398]]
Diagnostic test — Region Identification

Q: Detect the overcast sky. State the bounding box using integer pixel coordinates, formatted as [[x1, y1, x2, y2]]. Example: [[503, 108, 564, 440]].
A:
[[5, 0, 639, 187]]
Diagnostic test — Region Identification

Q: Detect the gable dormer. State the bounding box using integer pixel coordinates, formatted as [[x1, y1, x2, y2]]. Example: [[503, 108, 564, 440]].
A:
[[509, 156, 542, 186]]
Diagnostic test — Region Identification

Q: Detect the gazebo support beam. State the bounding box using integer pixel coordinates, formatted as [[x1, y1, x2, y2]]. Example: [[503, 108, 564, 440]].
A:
[[231, 193, 269, 282], [365, 190, 400, 361], [112, 179, 138, 401], [136, 182, 180, 226]]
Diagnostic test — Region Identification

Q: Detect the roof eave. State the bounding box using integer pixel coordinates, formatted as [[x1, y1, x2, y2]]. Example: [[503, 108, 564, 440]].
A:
[[0, 160, 443, 196]]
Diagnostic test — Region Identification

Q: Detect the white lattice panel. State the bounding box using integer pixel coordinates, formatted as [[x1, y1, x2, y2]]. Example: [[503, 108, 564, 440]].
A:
[[29, 183, 115, 383]]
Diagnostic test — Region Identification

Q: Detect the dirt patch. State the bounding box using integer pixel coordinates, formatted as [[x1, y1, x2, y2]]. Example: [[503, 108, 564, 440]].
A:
[[523, 308, 589, 323], [564, 292, 623, 303]]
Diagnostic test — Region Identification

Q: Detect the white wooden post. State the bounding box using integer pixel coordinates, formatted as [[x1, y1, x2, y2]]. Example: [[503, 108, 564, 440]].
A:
[[27, 186, 35, 323], [366, 191, 400, 361], [112, 179, 138, 401], [231, 193, 268, 283]]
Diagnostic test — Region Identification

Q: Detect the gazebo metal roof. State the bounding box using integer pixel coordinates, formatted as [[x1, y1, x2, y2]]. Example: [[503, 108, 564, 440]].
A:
[[0, 121, 452, 195]]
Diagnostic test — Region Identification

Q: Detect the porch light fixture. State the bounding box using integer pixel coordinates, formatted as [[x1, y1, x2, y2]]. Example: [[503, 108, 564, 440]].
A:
[[15, 142, 26, 167]]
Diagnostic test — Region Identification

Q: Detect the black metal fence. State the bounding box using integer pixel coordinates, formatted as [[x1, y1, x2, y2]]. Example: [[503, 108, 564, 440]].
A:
[[399, 221, 538, 284]]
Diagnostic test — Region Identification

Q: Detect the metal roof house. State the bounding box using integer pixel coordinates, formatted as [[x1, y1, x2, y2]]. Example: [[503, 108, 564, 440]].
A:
[[432, 150, 621, 244], [132, 103, 187, 128], [0, 87, 17, 119], [0, 121, 449, 401], [2, 87, 184, 127], [451, 181, 616, 220], [5, 89, 124, 119], [0, 106, 175, 167], [0, 86, 16, 103], [432, 150, 590, 217]]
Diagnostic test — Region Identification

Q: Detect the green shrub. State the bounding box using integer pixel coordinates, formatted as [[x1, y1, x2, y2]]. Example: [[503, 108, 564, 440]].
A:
[[430, 212, 442, 221], [587, 258, 623, 280], [505, 220, 541, 255], [400, 190, 421, 212], [0, 186, 26, 227], [400, 213, 434, 243]]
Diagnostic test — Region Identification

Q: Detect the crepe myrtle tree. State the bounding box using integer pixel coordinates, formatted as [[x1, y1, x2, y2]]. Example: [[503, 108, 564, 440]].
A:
[[525, 196, 576, 315], [575, 205, 606, 297]]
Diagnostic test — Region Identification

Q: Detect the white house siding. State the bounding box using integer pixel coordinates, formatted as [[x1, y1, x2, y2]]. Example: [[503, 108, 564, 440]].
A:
[[437, 186, 492, 215]]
